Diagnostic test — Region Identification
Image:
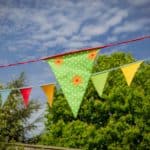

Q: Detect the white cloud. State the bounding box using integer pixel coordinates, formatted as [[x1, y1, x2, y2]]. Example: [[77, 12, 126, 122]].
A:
[[0, 1, 105, 51], [81, 9, 128, 37], [127, 0, 149, 6], [0, 0, 149, 58], [107, 36, 118, 42], [106, 10, 128, 26], [113, 19, 150, 34]]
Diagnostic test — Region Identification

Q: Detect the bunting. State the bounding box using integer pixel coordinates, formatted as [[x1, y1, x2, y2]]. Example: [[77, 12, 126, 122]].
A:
[[91, 72, 109, 97], [0, 57, 147, 113], [41, 84, 55, 107], [121, 61, 143, 86], [0, 90, 11, 107], [20, 88, 32, 107], [47, 49, 99, 117]]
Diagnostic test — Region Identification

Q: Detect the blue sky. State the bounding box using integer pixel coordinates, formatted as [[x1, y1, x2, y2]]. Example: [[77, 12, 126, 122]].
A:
[[0, 0, 150, 136]]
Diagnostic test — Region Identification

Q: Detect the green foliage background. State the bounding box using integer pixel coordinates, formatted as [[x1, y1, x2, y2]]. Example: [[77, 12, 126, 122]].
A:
[[40, 52, 150, 150], [0, 73, 41, 144]]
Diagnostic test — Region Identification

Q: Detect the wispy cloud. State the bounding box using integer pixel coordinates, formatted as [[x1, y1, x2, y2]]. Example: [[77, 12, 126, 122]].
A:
[[127, 0, 150, 6], [0, 0, 149, 58], [113, 19, 150, 34], [81, 9, 128, 37]]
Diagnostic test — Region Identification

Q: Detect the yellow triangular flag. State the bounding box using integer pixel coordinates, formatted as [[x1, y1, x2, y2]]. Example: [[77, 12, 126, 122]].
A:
[[41, 84, 55, 107], [121, 61, 143, 86]]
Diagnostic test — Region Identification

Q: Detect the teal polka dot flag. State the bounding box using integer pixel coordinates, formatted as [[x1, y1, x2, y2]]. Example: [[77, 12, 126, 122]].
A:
[[47, 49, 99, 117]]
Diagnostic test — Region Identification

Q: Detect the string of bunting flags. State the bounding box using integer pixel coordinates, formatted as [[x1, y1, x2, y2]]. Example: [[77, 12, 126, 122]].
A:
[[0, 35, 149, 68], [0, 84, 55, 108], [91, 60, 144, 97], [0, 47, 149, 117], [0, 36, 150, 117]]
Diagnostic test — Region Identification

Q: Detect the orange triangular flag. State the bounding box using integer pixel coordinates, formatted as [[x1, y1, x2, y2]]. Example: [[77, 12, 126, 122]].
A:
[[41, 84, 55, 107], [121, 61, 143, 86], [20, 87, 32, 107]]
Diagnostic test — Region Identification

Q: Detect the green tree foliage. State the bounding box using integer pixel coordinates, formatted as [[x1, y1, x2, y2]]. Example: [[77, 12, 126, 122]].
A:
[[40, 52, 150, 149], [0, 73, 41, 144]]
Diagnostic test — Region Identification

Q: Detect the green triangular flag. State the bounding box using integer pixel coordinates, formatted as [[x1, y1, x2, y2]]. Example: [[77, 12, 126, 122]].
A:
[[91, 72, 109, 97], [47, 49, 99, 117]]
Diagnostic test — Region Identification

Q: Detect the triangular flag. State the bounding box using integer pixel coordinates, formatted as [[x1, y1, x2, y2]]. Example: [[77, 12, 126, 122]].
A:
[[91, 72, 109, 97], [121, 61, 143, 86], [41, 84, 55, 107], [20, 88, 32, 107], [47, 49, 99, 117], [0, 90, 11, 107]]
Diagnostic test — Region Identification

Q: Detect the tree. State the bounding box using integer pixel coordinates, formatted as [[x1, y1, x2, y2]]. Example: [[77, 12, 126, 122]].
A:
[[40, 52, 150, 149], [0, 73, 42, 144]]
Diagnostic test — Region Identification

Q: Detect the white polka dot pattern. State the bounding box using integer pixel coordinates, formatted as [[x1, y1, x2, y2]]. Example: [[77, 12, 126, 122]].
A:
[[47, 49, 99, 117]]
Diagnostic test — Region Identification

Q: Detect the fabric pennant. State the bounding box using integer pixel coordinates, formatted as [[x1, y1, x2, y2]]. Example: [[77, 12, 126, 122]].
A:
[[47, 49, 100, 117], [20, 88, 32, 107], [41, 84, 55, 107], [91, 72, 109, 97], [121, 61, 143, 86], [0, 90, 11, 107]]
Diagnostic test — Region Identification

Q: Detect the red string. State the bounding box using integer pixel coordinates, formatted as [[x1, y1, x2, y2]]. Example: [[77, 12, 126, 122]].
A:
[[0, 35, 150, 68]]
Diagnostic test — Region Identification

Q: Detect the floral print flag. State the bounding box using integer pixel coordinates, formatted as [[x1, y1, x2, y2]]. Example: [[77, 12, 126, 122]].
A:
[[47, 49, 99, 117]]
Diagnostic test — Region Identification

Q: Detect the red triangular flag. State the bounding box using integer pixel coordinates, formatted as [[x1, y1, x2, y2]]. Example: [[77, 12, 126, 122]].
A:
[[20, 88, 32, 107]]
